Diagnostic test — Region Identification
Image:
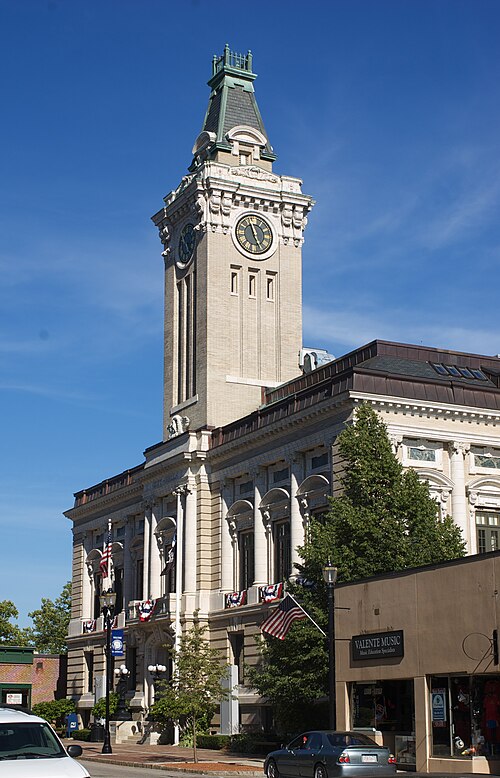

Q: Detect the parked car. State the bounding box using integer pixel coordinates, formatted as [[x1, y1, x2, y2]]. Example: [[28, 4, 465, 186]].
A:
[[0, 705, 90, 776], [265, 730, 397, 778]]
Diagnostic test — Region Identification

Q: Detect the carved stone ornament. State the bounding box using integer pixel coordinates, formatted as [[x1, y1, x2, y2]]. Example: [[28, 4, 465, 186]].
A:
[[167, 414, 190, 439], [231, 165, 278, 183]]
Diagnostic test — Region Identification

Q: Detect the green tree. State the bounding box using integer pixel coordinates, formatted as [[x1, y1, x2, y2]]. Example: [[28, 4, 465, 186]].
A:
[[149, 616, 229, 762], [0, 600, 31, 646], [250, 403, 466, 732], [300, 404, 466, 584], [28, 582, 71, 654]]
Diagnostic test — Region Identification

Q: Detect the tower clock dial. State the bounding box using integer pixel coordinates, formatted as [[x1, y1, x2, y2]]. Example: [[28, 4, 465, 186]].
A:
[[177, 223, 196, 267], [236, 214, 273, 256]]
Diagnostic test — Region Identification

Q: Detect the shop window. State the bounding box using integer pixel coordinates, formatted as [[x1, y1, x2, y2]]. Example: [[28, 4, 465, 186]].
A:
[[239, 531, 254, 591], [274, 521, 291, 583], [430, 675, 500, 758], [351, 680, 414, 734]]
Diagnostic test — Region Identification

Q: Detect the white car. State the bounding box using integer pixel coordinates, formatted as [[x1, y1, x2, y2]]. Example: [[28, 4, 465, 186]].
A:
[[0, 706, 90, 776]]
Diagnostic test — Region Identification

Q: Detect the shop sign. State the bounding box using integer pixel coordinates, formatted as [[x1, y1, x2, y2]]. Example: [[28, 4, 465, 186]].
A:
[[431, 689, 446, 725], [352, 629, 404, 660], [6, 693, 22, 705]]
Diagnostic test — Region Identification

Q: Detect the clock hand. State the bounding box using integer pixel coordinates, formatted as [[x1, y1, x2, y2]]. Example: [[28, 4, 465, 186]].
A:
[[250, 221, 259, 243]]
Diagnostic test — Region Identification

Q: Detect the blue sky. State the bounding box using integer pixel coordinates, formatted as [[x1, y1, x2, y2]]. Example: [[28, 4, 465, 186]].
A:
[[1, 0, 500, 627]]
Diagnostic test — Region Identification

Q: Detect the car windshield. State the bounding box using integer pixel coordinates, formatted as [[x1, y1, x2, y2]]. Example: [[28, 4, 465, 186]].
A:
[[327, 733, 377, 747], [0, 722, 66, 760]]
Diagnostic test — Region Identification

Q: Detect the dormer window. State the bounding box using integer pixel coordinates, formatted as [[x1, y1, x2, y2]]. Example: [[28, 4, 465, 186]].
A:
[[226, 125, 268, 162]]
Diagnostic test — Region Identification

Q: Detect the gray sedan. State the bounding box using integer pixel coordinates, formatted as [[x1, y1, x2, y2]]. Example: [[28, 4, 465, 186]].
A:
[[265, 731, 397, 778]]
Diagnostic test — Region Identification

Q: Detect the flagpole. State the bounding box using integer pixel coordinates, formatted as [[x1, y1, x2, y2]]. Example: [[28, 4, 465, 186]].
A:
[[287, 593, 326, 637]]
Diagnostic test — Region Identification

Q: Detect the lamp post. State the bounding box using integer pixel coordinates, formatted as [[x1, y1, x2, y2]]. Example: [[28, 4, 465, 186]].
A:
[[100, 589, 117, 754], [323, 562, 338, 730], [114, 664, 131, 721], [148, 664, 167, 706]]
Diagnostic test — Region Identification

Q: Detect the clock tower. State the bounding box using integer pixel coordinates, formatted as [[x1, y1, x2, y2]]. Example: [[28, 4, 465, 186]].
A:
[[152, 45, 314, 436]]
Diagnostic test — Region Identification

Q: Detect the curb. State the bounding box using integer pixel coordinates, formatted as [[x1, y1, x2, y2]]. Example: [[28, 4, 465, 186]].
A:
[[81, 756, 264, 774]]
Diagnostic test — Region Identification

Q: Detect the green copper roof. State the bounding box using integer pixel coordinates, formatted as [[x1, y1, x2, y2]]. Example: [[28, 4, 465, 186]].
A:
[[192, 44, 276, 168]]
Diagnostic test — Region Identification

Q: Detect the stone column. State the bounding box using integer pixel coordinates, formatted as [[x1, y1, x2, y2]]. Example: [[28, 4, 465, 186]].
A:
[[449, 441, 470, 548], [184, 483, 197, 593], [290, 456, 304, 576], [81, 532, 92, 618], [150, 502, 162, 599], [220, 481, 234, 592], [142, 503, 152, 601], [253, 468, 268, 586], [123, 519, 134, 610], [468, 490, 478, 555]]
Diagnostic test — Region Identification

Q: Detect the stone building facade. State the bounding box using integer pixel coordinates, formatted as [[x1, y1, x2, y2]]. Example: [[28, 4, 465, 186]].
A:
[[65, 46, 500, 739]]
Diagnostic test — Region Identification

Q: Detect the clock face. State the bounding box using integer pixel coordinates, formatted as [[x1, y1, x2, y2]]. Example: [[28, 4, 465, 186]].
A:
[[236, 214, 273, 255], [177, 223, 196, 266]]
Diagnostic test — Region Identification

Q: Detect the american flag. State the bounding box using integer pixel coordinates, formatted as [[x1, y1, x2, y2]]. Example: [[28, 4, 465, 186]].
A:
[[260, 594, 307, 640], [100, 527, 113, 577]]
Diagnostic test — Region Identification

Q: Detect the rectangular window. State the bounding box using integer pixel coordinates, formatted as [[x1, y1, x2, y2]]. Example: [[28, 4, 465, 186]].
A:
[[239, 532, 255, 590], [229, 633, 245, 684], [266, 275, 275, 301], [134, 559, 144, 600], [85, 652, 94, 694], [249, 273, 256, 298], [312, 452, 329, 469], [239, 480, 253, 495], [475, 453, 500, 469], [273, 467, 289, 483], [476, 512, 500, 553], [274, 521, 291, 582], [230, 270, 239, 295], [114, 567, 124, 613], [409, 446, 436, 462]]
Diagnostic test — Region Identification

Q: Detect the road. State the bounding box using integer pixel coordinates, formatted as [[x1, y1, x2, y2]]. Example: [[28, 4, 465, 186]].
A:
[[81, 762, 223, 778]]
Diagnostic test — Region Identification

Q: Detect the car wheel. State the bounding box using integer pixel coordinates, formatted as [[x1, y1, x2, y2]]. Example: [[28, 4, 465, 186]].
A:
[[267, 759, 280, 778], [314, 764, 328, 778]]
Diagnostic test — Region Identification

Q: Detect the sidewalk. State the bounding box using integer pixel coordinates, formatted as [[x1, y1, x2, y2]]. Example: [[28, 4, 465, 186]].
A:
[[68, 740, 265, 774]]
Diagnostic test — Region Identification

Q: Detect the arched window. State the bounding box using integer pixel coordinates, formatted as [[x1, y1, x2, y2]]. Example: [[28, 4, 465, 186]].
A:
[[155, 516, 177, 596], [259, 488, 290, 584], [226, 500, 254, 591]]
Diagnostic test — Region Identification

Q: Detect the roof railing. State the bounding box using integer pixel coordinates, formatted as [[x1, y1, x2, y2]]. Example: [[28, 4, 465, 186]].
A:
[[212, 44, 253, 76]]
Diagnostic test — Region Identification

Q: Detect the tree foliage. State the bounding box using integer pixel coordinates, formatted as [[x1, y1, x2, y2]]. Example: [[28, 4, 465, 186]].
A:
[[300, 404, 466, 584], [149, 616, 229, 762], [32, 698, 75, 728], [250, 403, 466, 733], [0, 600, 31, 646], [27, 582, 71, 654]]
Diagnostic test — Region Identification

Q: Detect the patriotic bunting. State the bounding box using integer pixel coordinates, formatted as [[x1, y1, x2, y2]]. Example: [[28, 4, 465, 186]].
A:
[[225, 590, 247, 608], [138, 599, 156, 622], [259, 582, 283, 602], [82, 619, 96, 634]]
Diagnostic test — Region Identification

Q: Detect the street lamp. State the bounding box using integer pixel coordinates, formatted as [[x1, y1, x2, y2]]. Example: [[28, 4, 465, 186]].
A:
[[100, 589, 117, 754], [323, 562, 338, 730], [114, 664, 131, 721], [148, 664, 167, 707]]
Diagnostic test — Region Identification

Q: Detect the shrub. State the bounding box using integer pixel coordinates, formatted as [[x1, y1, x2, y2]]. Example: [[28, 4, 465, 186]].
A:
[[228, 733, 280, 754], [91, 693, 122, 720], [71, 729, 91, 741], [196, 734, 230, 750]]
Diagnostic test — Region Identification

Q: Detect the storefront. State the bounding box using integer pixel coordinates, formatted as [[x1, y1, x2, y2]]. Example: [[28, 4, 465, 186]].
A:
[[334, 552, 500, 774]]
